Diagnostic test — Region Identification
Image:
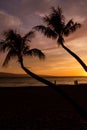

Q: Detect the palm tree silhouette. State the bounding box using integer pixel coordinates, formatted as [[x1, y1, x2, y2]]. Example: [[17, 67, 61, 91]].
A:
[[34, 6, 87, 72], [0, 29, 54, 86], [0, 29, 87, 120]]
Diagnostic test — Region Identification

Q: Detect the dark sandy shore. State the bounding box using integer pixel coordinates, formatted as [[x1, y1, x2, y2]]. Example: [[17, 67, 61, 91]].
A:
[[0, 84, 87, 129]]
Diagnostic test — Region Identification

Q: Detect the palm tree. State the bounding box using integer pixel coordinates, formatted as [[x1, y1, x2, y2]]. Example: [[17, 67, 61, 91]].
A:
[[34, 6, 87, 72], [0, 29, 53, 86], [0, 29, 87, 120]]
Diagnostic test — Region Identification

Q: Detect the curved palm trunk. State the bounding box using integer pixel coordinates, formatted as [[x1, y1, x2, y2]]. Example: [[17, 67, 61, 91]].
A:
[[19, 56, 87, 121], [61, 43, 87, 72]]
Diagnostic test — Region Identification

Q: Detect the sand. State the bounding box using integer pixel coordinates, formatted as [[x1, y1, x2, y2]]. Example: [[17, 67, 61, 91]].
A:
[[0, 84, 87, 129]]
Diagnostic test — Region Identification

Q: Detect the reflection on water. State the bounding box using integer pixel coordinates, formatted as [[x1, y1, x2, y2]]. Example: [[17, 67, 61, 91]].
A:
[[0, 76, 87, 87]]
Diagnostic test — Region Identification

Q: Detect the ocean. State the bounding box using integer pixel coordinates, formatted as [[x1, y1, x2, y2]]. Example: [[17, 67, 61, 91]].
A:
[[0, 76, 87, 87]]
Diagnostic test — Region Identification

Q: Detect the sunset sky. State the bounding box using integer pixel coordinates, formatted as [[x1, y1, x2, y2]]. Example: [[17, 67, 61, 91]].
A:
[[0, 0, 87, 76]]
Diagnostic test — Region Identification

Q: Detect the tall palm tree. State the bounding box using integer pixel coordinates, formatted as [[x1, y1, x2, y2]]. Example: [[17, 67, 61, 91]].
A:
[[34, 6, 87, 72], [0, 29, 87, 120]]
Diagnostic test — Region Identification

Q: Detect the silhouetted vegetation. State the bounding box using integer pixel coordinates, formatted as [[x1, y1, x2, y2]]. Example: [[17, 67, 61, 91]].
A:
[[0, 29, 87, 121], [34, 6, 87, 72], [0, 6, 87, 122], [0, 29, 66, 87]]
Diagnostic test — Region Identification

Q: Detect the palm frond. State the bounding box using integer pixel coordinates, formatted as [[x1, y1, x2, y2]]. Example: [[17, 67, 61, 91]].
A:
[[0, 40, 12, 52], [25, 48, 45, 60], [0, 40, 18, 53], [0, 40, 5, 52], [3, 29, 17, 41], [63, 19, 74, 35], [50, 6, 65, 25], [51, 6, 62, 17], [69, 23, 81, 33], [23, 31, 35, 42], [1, 28, 46, 68], [43, 15, 51, 26], [42, 6, 65, 34], [34, 25, 46, 32], [65, 19, 74, 27], [2, 49, 17, 67], [34, 25, 57, 39], [23, 46, 30, 55], [64, 20, 81, 36]]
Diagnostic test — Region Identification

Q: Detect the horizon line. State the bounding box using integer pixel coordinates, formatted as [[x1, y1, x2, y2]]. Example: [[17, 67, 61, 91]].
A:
[[0, 72, 87, 77]]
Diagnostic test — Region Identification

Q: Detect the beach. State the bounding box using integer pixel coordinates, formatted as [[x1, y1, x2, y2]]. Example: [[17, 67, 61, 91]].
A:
[[0, 84, 87, 129]]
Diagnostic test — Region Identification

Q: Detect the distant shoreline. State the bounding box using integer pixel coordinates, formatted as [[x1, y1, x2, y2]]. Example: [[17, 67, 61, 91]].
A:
[[0, 72, 87, 77], [0, 83, 87, 87]]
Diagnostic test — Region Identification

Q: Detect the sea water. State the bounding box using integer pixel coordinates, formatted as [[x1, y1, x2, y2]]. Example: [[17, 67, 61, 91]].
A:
[[0, 76, 87, 87]]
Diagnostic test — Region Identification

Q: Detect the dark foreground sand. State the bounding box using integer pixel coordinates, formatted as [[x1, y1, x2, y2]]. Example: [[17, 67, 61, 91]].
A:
[[0, 84, 87, 129]]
